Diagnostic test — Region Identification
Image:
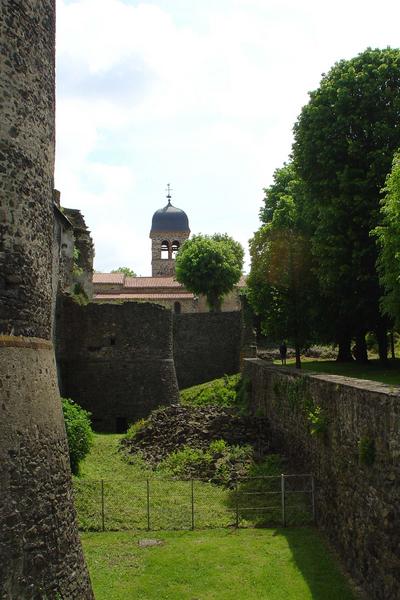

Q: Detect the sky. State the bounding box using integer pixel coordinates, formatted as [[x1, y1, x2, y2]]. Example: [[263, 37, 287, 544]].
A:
[[55, 0, 400, 275]]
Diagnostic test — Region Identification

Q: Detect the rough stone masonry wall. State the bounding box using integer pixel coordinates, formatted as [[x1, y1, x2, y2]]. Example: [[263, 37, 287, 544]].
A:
[[244, 360, 400, 600], [0, 2, 93, 598], [173, 311, 242, 389], [57, 297, 180, 432]]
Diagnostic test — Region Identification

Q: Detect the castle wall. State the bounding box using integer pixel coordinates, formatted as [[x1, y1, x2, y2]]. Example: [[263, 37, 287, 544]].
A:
[[63, 207, 94, 299], [57, 298, 180, 432], [0, 2, 93, 597], [244, 360, 400, 600], [173, 311, 242, 389]]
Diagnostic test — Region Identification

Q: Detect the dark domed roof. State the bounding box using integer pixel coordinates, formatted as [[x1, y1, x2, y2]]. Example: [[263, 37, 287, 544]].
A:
[[151, 201, 190, 233]]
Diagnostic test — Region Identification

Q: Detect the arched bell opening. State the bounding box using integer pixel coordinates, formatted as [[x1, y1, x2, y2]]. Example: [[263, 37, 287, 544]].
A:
[[171, 240, 180, 259], [161, 240, 170, 259]]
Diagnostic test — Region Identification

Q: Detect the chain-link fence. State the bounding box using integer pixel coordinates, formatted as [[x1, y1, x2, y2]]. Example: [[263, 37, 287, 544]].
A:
[[73, 474, 314, 531]]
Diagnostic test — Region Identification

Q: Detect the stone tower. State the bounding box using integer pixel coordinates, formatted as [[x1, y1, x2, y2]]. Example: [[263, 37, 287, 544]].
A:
[[150, 186, 190, 277], [0, 2, 93, 597]]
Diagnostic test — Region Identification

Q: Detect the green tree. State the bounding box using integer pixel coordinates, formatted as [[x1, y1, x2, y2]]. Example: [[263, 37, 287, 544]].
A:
[[293, 47, 400, 361], [111, 266, 137, 277], [373, 153, 400, 329], [175, 234, 244, 312], [62, 399, 93, 476], [248, 165, 316, 368]]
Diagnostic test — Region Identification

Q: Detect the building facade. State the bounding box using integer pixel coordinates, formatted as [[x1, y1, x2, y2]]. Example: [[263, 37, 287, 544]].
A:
[[93, 191, 245, 311]]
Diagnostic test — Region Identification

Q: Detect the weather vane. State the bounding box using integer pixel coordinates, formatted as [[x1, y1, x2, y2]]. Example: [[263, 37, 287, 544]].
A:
[[166, 183, 173, 205]]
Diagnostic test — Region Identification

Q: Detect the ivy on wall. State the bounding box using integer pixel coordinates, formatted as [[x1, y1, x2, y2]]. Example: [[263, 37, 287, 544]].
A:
[[273, 376, 328, 437]]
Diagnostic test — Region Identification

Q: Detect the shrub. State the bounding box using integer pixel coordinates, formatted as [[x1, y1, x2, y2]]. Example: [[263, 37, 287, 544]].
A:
[[157, 439, 254, 486], [158, 446, 213, 479], [307, 405, 328, 437], [62, 398, 93, 475]]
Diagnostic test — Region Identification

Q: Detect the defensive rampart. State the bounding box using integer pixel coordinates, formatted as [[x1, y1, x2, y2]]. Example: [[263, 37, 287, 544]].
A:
[[0, 2, 93, 597], [244, 359, 400, 600], [173, 311, 242, 389], [57, 297, 180, 431]]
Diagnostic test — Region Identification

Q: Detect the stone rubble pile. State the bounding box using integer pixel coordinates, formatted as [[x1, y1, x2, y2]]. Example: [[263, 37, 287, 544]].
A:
[[121, 404, 271, 465]]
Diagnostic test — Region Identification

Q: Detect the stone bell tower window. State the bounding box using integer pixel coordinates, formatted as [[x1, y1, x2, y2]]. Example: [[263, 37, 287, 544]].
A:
[[171, 240, 180, 259], [161, 240, 170, 259]]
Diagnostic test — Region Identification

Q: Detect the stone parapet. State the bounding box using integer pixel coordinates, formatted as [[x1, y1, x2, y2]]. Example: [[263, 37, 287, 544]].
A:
[[244, 359, 400, 600]]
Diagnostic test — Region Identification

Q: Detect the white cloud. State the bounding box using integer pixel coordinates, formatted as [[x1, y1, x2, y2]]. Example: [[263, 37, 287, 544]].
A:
[[55, 0, 400, 276]]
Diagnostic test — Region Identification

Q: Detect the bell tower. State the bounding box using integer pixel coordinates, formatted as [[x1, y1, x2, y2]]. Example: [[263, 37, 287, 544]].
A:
[[150, 185, 190, 277]]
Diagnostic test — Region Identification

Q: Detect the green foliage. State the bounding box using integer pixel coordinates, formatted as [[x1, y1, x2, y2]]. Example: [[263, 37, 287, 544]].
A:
[[180, 374, 242, 408], [273, 376, 312, 412], [358, 436, 376, 466], [307, 405, 328, 437], [235, 375, 252, 412], [247, 163, 317, 364], [157, 440, 254, 485], [111, 266, 137, 277], [71, 281, 89, 305], [175, 233, 244, 311], [373, 153, 400, 328], [62, 398, 93, 475], [293, 47, 400, 348], [72, 247, 83, 277], [125, 418, 147, 440], [273, 376, 328, 437]]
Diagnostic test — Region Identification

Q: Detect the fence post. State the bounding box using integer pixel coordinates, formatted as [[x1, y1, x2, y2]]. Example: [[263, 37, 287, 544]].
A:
[[101, 479, 105, 532], [235, 480, 239, 528], [281, 474, 286, 527], [191, 479, 195, 530], [311, 475, 316, 523], [146, 479, 150, 531]]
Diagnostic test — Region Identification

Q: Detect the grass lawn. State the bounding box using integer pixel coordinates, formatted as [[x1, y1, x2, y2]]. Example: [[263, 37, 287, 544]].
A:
[[74, 435, 241, 530], [81, 528, 356, 600], [77, 436, 356, 598], [74, 435, 313, 531], [276, 358, 400, 386]]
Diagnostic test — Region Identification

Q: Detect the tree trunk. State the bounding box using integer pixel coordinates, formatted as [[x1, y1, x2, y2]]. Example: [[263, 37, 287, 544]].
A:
[[336, 335, 353, 362], [376, 325, 388, 363], [295, 344, 301, 369], [354, 333, 368, 363], [390, 332, 396, 360], [208, 293, 222, 312]]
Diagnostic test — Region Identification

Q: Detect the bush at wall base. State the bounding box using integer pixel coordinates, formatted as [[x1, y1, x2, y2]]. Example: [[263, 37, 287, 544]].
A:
[[62, 398, 93, 475]]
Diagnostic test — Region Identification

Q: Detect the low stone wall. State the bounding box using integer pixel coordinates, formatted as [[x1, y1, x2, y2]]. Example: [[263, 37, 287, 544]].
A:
[[173, 312, 242, 389], [57, 298, 179, 432], [244, 359, 400, 600]]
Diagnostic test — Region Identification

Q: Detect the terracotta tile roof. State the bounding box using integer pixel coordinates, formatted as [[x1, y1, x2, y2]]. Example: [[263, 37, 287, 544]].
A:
[[124, 276, 182, 288], [94, 293, 194, 300], [93, 272, 124, 284]]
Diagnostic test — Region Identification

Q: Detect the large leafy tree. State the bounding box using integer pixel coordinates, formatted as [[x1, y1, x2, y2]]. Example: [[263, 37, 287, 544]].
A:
[[373, 153, 400, 329], [175, 234, 244, 312], [248, 164, 317, 368], [112, 266, 137, 277], [293, 47, 400, 361]]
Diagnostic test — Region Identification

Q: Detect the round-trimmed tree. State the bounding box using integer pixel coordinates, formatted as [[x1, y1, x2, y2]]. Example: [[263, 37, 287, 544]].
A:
[[175, 234, 244, 312]]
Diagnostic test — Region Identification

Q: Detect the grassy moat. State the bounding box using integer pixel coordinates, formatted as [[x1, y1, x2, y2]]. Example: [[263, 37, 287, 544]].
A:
[[77, 434, 357, 599]]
